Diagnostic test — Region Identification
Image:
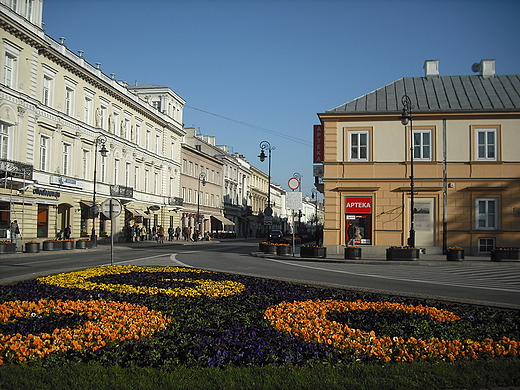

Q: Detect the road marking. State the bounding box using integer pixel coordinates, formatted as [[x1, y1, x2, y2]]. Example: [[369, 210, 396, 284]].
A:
[[263, 258, 520, 293], [170, 253, 194, 268]]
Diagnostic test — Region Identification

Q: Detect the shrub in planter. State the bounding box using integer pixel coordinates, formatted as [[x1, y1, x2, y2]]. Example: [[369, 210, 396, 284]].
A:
[[25, 241, 40, 253], [300, 245, 326, 258], [276, 243, 292, 256], [76, 239, 93, 249], [62, 239, 74, 250], [491, 247, 520, 262], [0, 240, 16, 254], [386, 246, 419, 261], [263, 243, 277, 255], [43, 240, 62, 251], [345, 246, 362, 260], [447, 246, 464, 261]]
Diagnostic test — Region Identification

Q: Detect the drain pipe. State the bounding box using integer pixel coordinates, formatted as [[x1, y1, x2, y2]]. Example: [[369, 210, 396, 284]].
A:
[[442, 119, 448, 254]]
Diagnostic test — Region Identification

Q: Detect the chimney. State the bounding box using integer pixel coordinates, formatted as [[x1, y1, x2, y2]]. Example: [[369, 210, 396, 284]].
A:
[[472, 59, 496, 77], [423, 60, 440, 77]]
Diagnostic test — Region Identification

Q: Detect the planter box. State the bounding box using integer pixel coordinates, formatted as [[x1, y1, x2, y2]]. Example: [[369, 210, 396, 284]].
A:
[[345, 247, 362, 260], [25, 242, 40, 253], [300, 246, 326, 258], [0, 243, 16, 254], [276, 245, 292, 256], [263, 244, 277, 255], [43, 241, 62, 251], [386, 248, 419, 261], [62, 241, 74, 250], [491, 249, 520, 262], [447, 249, 464, 261], [76, 240, 93, 249]]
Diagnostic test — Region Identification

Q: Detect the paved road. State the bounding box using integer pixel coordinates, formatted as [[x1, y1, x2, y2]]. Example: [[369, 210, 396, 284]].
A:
[[1, 239, 519, 309]]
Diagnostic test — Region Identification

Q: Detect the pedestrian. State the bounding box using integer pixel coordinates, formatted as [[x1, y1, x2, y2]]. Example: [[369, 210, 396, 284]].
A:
[[9, 220, 19, 248], [175, 226, 181, 240], [141, 225, 147, 241], [63, 225, 71, 239], [347, 221, 356, 246], [168, 226, 174, 241], [152, 225, 157, 241], [157, 225, 165, 243]]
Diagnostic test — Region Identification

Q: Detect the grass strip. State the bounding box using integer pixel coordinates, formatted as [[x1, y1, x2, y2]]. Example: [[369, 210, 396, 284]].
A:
[[1, 360, 519, 390]]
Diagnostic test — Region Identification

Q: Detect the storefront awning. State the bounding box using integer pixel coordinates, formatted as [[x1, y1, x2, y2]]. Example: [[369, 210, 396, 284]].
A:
[[126, 208, 150, 218], [79, 200, 93, 208], [211, 215, 235, 225]]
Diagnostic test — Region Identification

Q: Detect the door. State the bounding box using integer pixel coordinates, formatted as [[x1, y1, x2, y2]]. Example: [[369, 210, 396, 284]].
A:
[[412, 198, 435, 247]]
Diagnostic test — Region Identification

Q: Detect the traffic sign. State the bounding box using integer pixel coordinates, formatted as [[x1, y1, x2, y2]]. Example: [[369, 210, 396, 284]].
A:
[[101, 198, 122, 219], [264, 207, 273, 216], [288, 177, 300, 190]]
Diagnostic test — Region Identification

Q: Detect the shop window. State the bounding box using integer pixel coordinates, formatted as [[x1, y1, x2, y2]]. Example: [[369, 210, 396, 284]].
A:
[[37, 205, 49, 238]]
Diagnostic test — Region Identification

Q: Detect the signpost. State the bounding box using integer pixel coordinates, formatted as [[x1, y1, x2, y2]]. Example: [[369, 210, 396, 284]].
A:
[[101, 198, 121, 265]]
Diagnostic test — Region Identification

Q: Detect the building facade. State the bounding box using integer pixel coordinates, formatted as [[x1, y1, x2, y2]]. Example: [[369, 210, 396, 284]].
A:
[[318, 60, 520, 255], [0, 1, 185, 243]]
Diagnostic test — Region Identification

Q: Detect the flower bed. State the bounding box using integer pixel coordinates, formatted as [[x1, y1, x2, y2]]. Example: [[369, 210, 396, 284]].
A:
[[447, 246, 464, 261], [0, 265, 518, 367]]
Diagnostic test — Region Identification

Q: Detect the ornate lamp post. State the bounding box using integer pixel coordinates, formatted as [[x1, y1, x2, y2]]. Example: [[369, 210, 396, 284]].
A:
[[91, 135, 108, 247], [400, 95, 415, 248], [196, 172, 206, 241], [258, 141, 274, 241]]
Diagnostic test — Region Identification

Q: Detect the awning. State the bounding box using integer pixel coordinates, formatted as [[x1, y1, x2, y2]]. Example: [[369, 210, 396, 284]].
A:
[[211, 215, 235, 226], [126, 208, 150, 218], [79, 200, 93, 207]]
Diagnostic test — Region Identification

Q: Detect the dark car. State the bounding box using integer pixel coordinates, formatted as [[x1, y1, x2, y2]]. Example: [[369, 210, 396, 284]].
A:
[[269, 230, 283, 241]]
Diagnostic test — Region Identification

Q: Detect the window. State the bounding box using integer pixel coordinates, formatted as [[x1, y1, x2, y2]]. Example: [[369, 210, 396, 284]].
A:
[[155, 134, 161, 154], [349, 131, 369, 161], [84, 96, 92, 125], [114, 159, 119, 184], [154, 172, 158, 194], [62, 143, 71, 176], [24, 0, 33, 20], [125, 162, 131, 187], [182, 159, 187, 174], [135, 122, 141, 145], [42, 75, 52, 106], [144, 169, 149, 192], [3, 52, 15, 88], [65, 87, 74, 116], [82, 149, 89, 179], [134, 166, 139, 191], [171, 137, 176, 160], [413, 129, 431, 160], [145, 129, 151, 149], [39, 136, 49, 171], [476, 128, 497, 161], [0, 124, 9, 159], [99, 105, 107, 129], [478, 237, 495, 253], [476, 198, 497, 230]]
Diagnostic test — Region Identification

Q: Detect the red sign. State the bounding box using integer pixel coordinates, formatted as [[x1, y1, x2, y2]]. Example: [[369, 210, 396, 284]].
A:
[[313, 124, 324, 163], [345, 197, 372, 214]]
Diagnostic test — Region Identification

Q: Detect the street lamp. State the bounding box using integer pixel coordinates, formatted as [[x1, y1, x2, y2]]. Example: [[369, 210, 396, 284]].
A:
[[196, 172, 206, 241], [91, 135, 108, 247], [400, 95, 415, 248], [258, 141, 274, 241], [293, 172, 302, 235]]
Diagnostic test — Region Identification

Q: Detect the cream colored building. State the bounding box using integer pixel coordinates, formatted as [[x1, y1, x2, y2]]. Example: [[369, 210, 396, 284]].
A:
[[0, 1, 185, 244], [318, 60, 520, 255]]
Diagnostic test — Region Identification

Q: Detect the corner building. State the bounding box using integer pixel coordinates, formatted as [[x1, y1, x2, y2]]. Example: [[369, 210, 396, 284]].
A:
[[318, 60, 520, 255], [0, 1, 185, 241]]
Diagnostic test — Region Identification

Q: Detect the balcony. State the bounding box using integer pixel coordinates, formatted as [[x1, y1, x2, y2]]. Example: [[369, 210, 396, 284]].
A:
[[110, 184, 133, 198], [0, 159, 34, 181], [168, 197, 184, 207]]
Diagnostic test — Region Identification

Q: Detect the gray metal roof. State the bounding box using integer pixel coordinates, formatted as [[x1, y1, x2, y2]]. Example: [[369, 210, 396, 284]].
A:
[[326, 74, 520, 114]]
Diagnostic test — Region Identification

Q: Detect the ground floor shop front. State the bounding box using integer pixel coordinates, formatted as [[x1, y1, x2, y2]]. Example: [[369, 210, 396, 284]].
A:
[[322, 178, 520, 256]]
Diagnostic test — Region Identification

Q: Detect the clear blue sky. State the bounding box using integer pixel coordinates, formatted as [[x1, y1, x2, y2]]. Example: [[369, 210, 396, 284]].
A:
[[42, 0, 520, 197]]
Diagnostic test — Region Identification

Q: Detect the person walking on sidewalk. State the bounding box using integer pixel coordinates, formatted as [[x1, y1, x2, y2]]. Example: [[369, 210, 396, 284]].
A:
[[9, 220, 19, 249], [157, 225, 165, 243]]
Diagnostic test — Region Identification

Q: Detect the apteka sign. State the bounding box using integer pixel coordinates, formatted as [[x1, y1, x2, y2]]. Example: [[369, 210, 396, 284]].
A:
[[345, 197, 372, 214]]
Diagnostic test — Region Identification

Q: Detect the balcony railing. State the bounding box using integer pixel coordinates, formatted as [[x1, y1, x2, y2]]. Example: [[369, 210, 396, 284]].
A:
[[168, 197, 184, 207], [110, 184, 133, 198], [0, 159, 34, 180]]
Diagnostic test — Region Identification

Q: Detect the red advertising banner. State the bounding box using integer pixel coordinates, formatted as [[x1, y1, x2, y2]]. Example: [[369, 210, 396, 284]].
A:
[[345, 197, 372, 214], [313, 124, 324, 163]]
